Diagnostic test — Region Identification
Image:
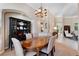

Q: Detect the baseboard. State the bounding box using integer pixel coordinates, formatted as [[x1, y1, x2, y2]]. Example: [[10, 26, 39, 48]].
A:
[[0, 50, 4, 54]]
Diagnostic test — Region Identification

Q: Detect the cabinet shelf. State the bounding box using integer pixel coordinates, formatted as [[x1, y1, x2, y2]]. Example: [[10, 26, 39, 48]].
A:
[[9, 17, 31, 37]]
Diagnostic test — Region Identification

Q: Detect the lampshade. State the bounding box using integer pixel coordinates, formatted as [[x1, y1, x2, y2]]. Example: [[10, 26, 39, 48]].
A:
[[54, 27, 57, 30]]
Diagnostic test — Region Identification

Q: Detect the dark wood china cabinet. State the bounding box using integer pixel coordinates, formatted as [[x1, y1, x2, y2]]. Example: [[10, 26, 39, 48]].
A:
[[9, 17, 31, 49]]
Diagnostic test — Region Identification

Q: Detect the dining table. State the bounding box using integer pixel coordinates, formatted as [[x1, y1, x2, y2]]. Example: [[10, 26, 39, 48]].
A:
[[22, 36, 48, 56]]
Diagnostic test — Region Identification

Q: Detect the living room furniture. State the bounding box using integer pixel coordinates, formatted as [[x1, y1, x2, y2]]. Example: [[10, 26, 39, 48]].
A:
[[64, 30, 78, 41], [9, 17, 31, 49], [12, 38, 37, 56], [22, 36, 48, 56], [64, 30, 73, 38]]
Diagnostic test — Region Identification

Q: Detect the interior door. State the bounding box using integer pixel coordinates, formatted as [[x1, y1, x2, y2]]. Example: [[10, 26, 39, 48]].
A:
[[64, 25, 70, 33]]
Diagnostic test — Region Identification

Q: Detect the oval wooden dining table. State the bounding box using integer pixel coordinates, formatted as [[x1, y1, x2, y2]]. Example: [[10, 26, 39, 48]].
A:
[[22, 36, 48, 56]]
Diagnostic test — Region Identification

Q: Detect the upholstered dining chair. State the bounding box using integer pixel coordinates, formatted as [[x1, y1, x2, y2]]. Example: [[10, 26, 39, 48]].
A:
[[12, 38, 37, 56], [40, 34, 57, 56]]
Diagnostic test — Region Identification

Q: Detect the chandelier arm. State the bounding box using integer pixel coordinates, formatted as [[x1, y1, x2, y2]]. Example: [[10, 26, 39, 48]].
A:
[[34, 3, 47, 18]]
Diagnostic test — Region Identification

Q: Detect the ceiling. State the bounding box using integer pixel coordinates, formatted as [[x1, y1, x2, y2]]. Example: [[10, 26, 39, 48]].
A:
[[26, 3, 78, 17]]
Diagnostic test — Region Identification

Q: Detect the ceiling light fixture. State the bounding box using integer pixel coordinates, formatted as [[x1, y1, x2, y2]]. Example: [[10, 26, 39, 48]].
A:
[[34, 3, 47, 18]]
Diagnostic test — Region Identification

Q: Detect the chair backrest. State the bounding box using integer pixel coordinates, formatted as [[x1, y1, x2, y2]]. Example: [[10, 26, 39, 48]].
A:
[[47, 35, 57, 54], [11, 38, 24, 56], [54, 34, 57, 40]]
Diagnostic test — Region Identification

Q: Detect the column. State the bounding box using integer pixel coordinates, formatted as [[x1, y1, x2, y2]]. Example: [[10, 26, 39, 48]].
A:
[[0, 9, 4, 54]]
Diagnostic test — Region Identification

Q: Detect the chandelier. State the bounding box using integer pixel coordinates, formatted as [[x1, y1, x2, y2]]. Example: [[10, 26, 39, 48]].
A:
[[34, 4, 47, 18]]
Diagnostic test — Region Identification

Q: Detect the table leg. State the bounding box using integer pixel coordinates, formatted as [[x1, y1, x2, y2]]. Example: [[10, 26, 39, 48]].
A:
[[36, 48, 39, 56]]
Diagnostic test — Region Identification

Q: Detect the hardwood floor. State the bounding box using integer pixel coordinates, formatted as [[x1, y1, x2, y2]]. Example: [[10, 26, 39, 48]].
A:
[[54, 42, 79, 56], [0, 42, 79, 56]]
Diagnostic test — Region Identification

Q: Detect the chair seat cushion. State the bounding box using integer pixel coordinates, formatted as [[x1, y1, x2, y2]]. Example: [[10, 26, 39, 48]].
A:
[[41, 47, 48, 54], [25, 51, 36, 56]]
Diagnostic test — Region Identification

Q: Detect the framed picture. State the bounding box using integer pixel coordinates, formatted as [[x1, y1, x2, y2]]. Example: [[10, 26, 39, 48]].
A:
[[74, 23, 78, 31], [40, 21, 48, 32], [45, 23, 47, 29]]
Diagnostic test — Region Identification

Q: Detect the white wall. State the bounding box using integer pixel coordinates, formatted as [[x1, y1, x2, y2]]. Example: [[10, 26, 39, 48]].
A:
[[0, 3, 36, 20], [47, 11, 55, 33]]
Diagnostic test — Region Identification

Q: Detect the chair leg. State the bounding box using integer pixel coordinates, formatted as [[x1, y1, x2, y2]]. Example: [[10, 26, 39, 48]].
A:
[[51, 49, 54, 56], [53, 46, 55, 52], [47, 54, 49, 56], [51, 46, 55, 56], [47, 53, 52, 56]]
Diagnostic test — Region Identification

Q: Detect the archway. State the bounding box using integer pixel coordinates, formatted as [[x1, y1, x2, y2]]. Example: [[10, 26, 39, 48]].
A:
[[2, 9, 27, 50]]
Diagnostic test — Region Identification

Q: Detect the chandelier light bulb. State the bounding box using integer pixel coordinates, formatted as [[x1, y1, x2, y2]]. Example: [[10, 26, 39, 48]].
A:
[[34, 4, 47, 18], [35, 10, 38, 13], [38, 9, 41, 12], [44, 9, 47, 11]]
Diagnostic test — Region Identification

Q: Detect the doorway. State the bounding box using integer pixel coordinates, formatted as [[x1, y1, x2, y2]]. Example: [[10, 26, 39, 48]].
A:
[[64, 25, 70, 33]]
